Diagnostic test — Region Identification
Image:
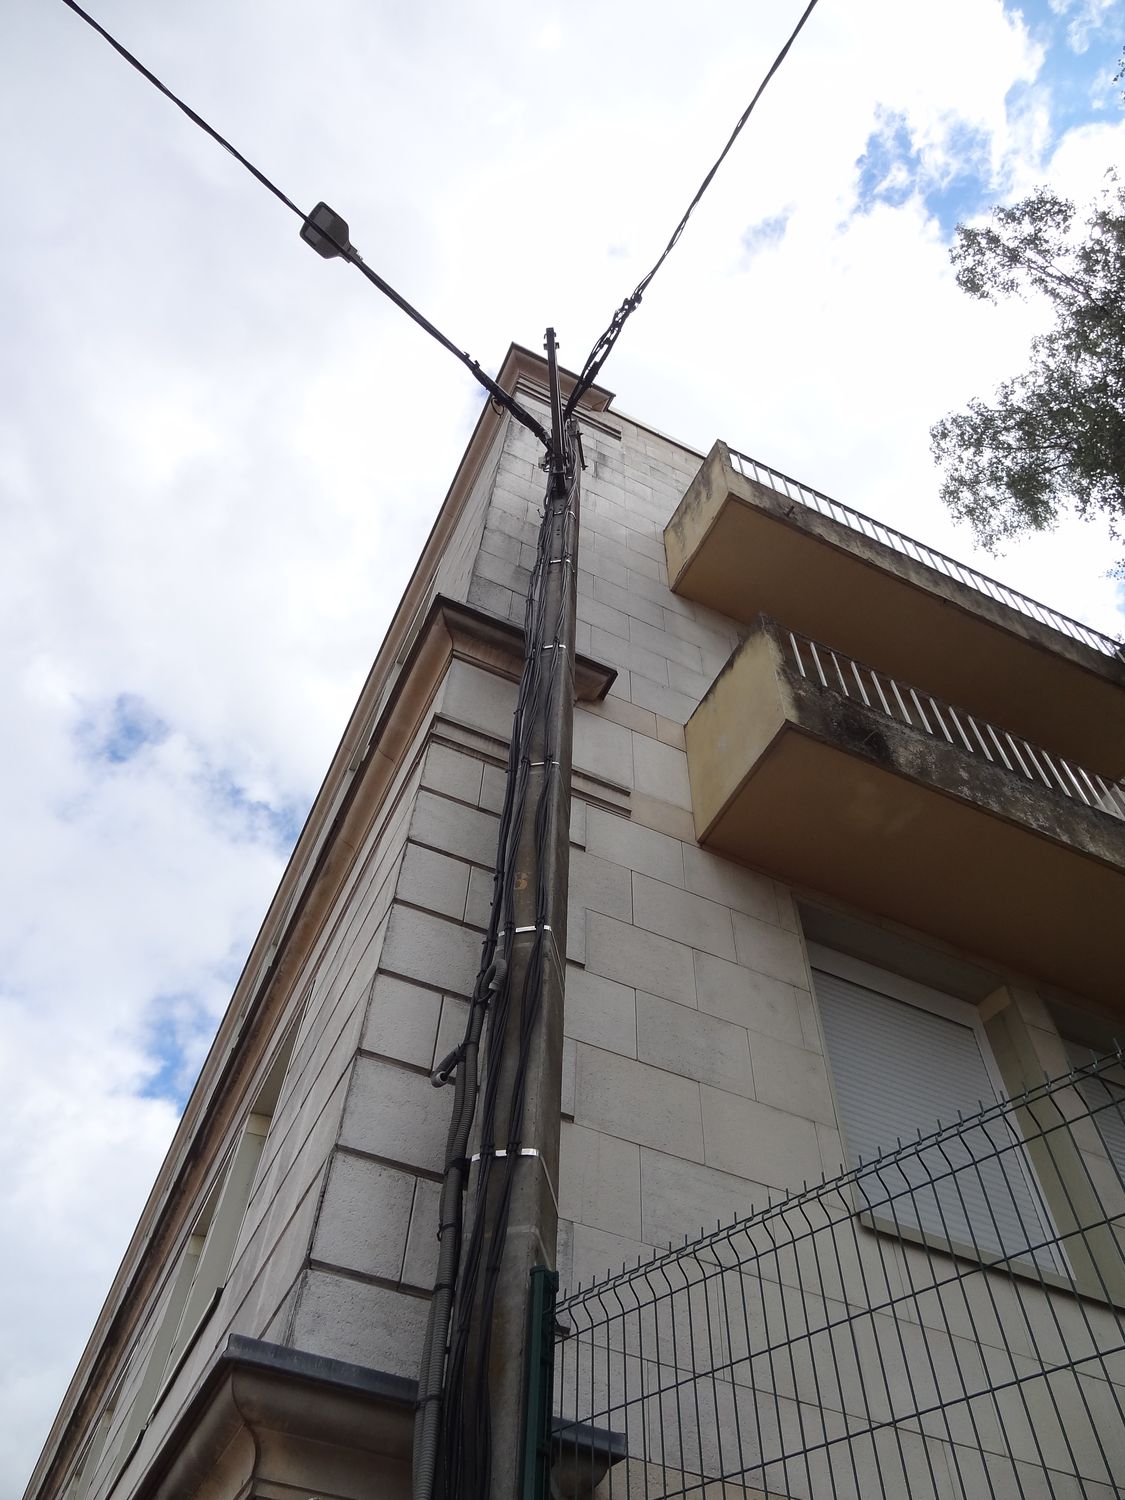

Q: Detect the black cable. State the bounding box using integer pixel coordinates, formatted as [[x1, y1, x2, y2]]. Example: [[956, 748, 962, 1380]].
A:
[[457, 440, 576, 1498], [563, 0, 824, 419], [57, 0, 552, 451], [344, 248, 551, 449], [437, 440, 575, 1500], [59, 0, 304, 220]]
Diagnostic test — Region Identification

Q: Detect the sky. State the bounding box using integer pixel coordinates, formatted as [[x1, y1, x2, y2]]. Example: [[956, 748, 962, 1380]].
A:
[[2, 0, 1124, 1489]]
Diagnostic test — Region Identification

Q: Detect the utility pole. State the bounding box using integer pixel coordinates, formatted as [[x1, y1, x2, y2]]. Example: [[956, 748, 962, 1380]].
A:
[[456, 329, 579, 1500]]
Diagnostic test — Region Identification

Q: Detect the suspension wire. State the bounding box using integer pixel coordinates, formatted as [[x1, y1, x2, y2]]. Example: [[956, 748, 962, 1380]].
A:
[[58, 0, 304, 220], [562, 0, 824, 420], [56, 0, 552, 451]]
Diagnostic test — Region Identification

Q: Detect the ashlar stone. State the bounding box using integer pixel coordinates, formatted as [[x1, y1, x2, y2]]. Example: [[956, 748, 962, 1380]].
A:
[[585, 911, 696, 1007], [360, 973, 442, 1069], [564, 965, 636, 1057], [746, 1032, 837, 1128], [632, 873, 736, 961], [584, 807, 685, 888], [340, 1055, 453, 1174], [310, 1150, 416, 1282], [559, 1122, 643, 1241], [681, 845, 777, 923], [636, 992, 754, 1098], [575, 1045, 704, 1161], [700, 1087, 822, 1189], [632, 733, 692, 811], [731, 910, 810, 988], [692, 950, 806, 1049], [396, 842, 471, 921]]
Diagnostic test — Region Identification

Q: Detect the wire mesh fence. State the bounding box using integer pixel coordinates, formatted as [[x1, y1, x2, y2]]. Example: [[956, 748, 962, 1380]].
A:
[[553, 1055, 1125, 1499]]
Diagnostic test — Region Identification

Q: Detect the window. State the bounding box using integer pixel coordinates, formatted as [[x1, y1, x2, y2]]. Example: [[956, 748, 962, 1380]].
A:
[[97, 1022, 298, 1487], [810, 946, 1062, 1273], [66, 1400, 115, 1500]]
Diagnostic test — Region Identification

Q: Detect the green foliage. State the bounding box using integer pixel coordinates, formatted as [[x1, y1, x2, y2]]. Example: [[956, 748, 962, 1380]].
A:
[[930, 177, 1125, 566]]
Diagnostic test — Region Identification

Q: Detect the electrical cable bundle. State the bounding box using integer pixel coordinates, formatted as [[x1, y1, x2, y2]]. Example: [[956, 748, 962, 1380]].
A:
[[414, 422, 578, 1500]]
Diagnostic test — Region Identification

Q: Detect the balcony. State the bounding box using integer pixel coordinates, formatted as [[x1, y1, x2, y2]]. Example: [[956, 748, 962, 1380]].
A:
[[685, 617, 1125, 1006], [665, 444, 1125, 777]]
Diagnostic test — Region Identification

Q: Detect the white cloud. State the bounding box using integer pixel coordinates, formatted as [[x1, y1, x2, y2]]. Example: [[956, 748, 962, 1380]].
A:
[[1049, 0, 1117, 53], [2, 0, 1123, 1489]]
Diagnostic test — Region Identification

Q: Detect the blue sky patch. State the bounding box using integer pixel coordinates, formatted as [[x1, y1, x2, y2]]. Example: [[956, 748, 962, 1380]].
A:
[[140, 993, 212, 1109], [742, 211, 790, 259], [1007, 1, 1123, 135], [852, 9, 1120, 239], [854, 109, 994, 236], [76, 692, 169, 765], [204, 767, 307, 852], [855, 109, 923, 213]]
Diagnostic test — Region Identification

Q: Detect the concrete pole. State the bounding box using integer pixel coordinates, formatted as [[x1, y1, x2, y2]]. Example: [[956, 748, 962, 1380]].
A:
[[460, 329, 578, 1500]]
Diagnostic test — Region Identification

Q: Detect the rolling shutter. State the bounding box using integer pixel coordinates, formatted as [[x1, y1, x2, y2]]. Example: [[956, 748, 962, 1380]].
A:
[[813, 964, 1059, 1271]]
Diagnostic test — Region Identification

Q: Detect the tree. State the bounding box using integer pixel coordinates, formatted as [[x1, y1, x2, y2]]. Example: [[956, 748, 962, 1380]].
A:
[[929, 175, 1125, 567]]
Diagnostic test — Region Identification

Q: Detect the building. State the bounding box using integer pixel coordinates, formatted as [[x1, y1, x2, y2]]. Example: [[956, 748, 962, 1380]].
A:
[[26, 344, 1125, 1500]]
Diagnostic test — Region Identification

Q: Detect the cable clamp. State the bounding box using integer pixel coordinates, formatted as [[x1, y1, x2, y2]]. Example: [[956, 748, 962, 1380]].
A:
[[529, 759, 561, 768], [431, 1044, 464, 1088], [470, 1147, 542, 1163], [540, 642, 568, 655], [513, 923, 553, 935]]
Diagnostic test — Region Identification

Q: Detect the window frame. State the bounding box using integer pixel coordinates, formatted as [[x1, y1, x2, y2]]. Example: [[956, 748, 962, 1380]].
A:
[[808, 944, 1070, 1284], [94, 1017, 300, 1493]]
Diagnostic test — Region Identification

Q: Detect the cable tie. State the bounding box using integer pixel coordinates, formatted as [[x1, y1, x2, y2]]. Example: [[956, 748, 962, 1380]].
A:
[[470, 1147, 542, 1163]]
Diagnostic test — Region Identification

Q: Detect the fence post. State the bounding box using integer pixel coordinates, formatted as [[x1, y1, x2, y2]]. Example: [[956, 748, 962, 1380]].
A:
[[521, 1265, 560, 1500]]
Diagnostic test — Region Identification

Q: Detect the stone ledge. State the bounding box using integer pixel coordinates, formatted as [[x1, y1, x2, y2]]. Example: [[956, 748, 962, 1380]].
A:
[[128, 1334, 624, 1500]]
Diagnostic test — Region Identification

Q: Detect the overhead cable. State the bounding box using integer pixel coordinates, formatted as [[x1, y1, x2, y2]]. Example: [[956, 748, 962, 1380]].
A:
[[57, 0, 551, 450], [563, 0, 824, 419]]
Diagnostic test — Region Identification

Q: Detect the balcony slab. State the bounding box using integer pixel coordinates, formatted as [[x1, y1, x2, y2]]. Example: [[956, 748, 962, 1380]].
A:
[[686, 622, 1125, 1008], [666, 444, 1125, 777]]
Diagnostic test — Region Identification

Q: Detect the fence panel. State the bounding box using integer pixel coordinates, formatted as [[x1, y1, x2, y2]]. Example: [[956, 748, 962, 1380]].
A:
[[554, 1057, 1125, 1499]]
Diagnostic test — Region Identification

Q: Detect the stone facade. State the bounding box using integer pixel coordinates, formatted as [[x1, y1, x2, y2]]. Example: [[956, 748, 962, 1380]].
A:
[[27, 348, 1124, 1500]]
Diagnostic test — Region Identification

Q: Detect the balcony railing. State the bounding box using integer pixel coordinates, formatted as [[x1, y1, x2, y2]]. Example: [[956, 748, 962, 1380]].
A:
[[730, 450, 1122, 660], [554, 1054, 1125, 1500], [786, 627, 1125, 822]]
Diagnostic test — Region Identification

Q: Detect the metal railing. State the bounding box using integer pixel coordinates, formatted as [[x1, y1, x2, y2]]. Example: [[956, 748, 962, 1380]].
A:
[[729, 450, 1122, 660], [553, 1056, 1125, 1500], [785, 626, 1125, 822]]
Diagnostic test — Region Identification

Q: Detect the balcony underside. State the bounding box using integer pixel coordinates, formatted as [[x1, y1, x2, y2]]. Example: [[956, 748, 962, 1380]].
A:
[[666, 444, 1125, 777], [686, 628, 1125, 1008]]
